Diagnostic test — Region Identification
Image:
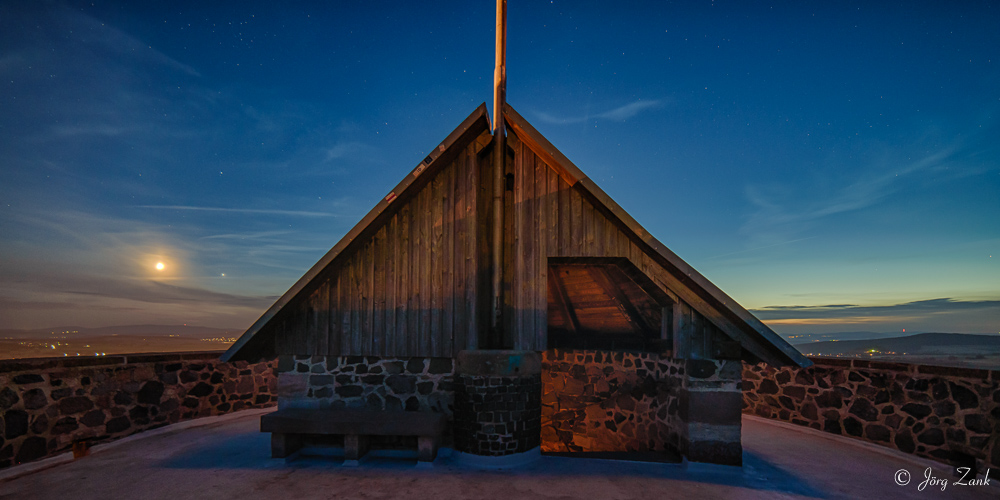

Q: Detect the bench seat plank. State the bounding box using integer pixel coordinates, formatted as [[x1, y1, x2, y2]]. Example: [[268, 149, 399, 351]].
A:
[[261, 409, 447, 436], [260, 409, 447, 463]]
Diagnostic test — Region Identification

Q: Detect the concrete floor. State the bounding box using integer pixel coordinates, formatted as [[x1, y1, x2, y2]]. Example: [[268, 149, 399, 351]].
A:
[[1, 409, 996, 500]]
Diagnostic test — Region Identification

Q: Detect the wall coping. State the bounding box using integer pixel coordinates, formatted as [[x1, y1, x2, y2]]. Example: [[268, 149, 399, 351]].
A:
[[456, 350, 541, 376], [801, 356, 1000, 381], [4, 352, 995, 381]]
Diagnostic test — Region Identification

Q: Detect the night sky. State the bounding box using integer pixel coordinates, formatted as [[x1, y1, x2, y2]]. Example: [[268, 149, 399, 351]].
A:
[[2, 1, 998, 336]]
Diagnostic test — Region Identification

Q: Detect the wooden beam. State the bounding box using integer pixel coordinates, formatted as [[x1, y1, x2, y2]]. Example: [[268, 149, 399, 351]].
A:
[[493, 0, 507, 133], [564, 300, 620, 310], [673, 301, 692, 359], [489, 0, 508, 348], [547, 256, 674, 308], [648, 262, 774, 362], [586, 266, 655, 336], [547, 266, 580, 335], [503, 104, 582, 186], [614, 267, 671, 308]]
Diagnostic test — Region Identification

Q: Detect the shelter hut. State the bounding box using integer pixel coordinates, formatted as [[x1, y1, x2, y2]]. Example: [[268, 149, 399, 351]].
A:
[[223, 3, 810, 467]]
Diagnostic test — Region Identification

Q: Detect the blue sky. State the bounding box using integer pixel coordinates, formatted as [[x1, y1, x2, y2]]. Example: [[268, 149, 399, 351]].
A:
[[1, 1, 997, 336]]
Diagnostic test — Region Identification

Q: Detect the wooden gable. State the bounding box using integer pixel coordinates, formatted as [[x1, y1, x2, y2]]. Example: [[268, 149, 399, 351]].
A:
[[224, 105, 494, 361], [502, 104, 810, 367], [224, 102, 810, 368]]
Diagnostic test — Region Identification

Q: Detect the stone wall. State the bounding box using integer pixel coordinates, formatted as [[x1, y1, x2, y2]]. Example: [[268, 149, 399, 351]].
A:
[[657, 357, 688, 455], [275, 355, 454, 415], [540, 349, 679, 454], [453, 373, 541, 456], [541, 350, 743, 465], [275, 351, 742, 465], [451, 350, 542, 457], [743, 358, 1000, 473], [680, 357, 743, 466], [0, 352, 277, 469]]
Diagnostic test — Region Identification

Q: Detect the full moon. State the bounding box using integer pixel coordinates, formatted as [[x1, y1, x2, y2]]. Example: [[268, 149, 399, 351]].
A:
[[155, 262, 165, 271]]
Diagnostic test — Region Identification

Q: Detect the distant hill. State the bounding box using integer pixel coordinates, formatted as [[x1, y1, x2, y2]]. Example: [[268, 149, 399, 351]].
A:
[[0, 324, 242, 340], [782, 331, 915, 343], [794, 332, 1000, 357], [0, 324, 244, 360]]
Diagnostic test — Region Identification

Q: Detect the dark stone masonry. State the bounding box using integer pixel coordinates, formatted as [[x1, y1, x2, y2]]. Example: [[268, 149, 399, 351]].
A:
[[541, 350, 678, 453], [273, 349, 742, 465], [10, 349, 991, 473], [453, 374, 541, 456], [541, 349, 743, 466], [453, 351, 543, 457], [0, 352, 276, 469], [743, 358, 1000, 473], [275, 355, 454, 416]]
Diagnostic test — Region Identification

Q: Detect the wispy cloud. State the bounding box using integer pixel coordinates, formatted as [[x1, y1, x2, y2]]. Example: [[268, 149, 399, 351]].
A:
[[0, 263, 273, 308], [704, 236, 818, 260], [763, 316, 915, 326], [197, 230, 336, 267], [64, 278, 276, 308], [534, 99, 664, 125], [741, 148, 956, 242], [138, 205, 344, 217], [50, 124, 131, 138], [0, 284, 270, 330], [324, 141, 379, 162], [1, 3, 203, 134], [199, 230, 296, 241], [0, 257, 278, 329], [753, 298, 1000, 322], [47, 4, 201, 78], [0, 205, 328, 325], [0, 295, 145, 313], [597, 101, 664, 121]]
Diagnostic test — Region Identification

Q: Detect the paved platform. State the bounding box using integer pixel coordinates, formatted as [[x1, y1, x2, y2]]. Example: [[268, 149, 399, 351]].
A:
[[1, 409, 995, 499]]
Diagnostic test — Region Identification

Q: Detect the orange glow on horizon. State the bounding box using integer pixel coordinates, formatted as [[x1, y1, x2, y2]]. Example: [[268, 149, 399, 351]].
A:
[[764, 315, 918, 325]]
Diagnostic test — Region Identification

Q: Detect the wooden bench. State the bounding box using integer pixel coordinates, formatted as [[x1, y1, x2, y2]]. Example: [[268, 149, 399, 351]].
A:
[[260, 409, 448, 464]]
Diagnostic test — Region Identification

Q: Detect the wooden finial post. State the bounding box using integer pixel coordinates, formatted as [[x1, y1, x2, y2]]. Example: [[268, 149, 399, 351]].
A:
[[493, 0, 507, 132], [490, 0, 508, 347]]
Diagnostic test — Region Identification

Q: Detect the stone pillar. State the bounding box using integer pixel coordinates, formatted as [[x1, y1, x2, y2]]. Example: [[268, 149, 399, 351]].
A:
[[679, 358, 743, 466], [275, 355, 321, 410], [453, 350, 541, 459]]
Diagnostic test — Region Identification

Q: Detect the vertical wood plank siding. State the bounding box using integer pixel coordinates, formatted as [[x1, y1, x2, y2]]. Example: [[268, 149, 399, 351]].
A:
[[277, 141, 483, 357], [277, 132, 721, 357], [507, 141, 723, 352]]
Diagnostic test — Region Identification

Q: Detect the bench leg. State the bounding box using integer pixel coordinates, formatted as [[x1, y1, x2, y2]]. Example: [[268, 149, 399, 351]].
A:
[[417, 435, 439, 463], [271, 433, 301, 458], [344, 434, 369, 466]]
